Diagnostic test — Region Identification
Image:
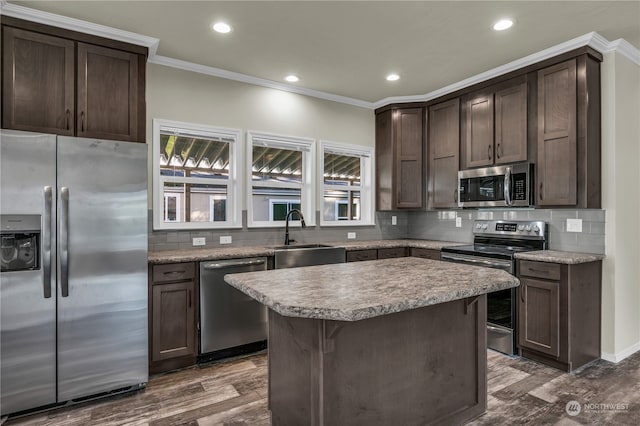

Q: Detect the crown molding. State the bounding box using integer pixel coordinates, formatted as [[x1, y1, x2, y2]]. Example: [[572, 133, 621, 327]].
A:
[[0, 1, 159, 56], [372, 32, 633, 109], [148, 55, 374, 109], [2, 1, 637, 109], [604, 39, 640, 66]]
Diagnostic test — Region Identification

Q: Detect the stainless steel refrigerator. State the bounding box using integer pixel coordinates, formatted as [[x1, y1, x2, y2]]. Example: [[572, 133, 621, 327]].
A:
[[0, 129, 148, 416]]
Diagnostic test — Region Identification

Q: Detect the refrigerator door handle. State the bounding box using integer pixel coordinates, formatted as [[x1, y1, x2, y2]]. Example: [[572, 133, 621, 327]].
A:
[[43, 186, 53, 298], [60, 187, 70, 297]]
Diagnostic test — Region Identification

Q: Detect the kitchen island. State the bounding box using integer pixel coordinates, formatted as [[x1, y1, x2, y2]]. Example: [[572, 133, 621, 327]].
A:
[[225, 257, 519, 425]]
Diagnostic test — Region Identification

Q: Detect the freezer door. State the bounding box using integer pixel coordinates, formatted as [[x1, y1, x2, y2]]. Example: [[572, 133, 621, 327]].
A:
[[0, 131, 57, 415], [56, 137, 148, 401]]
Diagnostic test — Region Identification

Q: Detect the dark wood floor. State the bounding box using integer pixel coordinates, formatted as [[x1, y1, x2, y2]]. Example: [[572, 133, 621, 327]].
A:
[[5, 350, 640, 425]]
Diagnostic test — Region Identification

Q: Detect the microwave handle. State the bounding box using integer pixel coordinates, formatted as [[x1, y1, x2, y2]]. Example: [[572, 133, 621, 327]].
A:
[[504, 167, 512, 206]]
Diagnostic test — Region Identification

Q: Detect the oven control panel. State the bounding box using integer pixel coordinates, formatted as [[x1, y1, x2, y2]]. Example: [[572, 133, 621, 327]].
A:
[[473, 220, 546, 239]]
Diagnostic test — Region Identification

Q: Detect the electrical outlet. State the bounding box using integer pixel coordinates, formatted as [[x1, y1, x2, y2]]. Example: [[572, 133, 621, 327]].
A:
[[220, 236, 232, 244], [192, 237, 206, 246], [391, 216, 397, 225], [347, 232, 356, 239], [567, 218, 583, 233], [456, 217, 462, 228]]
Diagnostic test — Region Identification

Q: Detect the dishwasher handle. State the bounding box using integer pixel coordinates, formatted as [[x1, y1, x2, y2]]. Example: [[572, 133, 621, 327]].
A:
[[202, 259, 266, 270]]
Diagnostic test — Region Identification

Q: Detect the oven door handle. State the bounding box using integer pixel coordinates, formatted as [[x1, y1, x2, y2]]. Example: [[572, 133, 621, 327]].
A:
[[504, 167, 512, 206], [440, 253, 512, 270], [487, 325, 511, 335]]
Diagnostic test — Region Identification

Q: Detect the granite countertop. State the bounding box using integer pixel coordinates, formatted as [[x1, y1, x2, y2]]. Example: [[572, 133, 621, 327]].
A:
[[514, 250, 605, 264], [224, 257, 519, 322], [147, 239, 464, 264]]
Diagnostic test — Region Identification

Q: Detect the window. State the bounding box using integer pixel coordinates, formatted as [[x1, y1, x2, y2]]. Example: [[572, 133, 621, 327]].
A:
[[152, 119, 241, 230], [247, 131, 315, 227], [320, 140, 374, 226]]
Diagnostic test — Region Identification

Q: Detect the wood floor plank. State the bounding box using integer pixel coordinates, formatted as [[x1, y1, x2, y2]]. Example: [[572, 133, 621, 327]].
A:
[[5, 351, 640, 425]]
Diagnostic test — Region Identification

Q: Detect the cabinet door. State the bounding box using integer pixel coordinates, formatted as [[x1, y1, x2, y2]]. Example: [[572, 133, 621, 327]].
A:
[[2, 27, 74, 135], [77, 43, 139, 142], [495, 83, 527, 164], [536, 59, 577, 206], [394, 108, 424, 208], [375, 110, 394, 211], [464, 93, 494, 168], [518, 277, 560, 357], [428, 98, 460, 208], [151, 281, 196, 362]]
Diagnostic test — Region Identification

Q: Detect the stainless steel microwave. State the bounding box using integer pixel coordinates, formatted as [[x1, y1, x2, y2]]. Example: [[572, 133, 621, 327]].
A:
[[458, 163, 534, 208]]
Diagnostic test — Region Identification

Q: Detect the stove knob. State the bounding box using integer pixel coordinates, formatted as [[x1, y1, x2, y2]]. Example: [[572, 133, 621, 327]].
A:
[[481, 224, 488, 230], [475, 223, 482, 229], [518, 225, 525, 231], [533, 225, 540, 234], [525, 225, 532, 232]]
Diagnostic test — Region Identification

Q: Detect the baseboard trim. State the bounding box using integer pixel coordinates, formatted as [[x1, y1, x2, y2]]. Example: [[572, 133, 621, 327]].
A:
[[601, 341, 640, 363]]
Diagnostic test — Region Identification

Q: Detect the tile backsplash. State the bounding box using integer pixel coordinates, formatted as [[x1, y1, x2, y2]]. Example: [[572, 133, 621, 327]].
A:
[[149, 208, 605, 254], [148, 211, 408, 251], [408, 209, 606, 254]]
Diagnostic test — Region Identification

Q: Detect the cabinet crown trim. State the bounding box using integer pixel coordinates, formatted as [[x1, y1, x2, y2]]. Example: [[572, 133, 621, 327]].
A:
[[1, 1, 159, 55]]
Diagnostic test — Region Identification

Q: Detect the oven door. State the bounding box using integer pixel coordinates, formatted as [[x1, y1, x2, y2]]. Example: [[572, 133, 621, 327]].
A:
[[440, 252, 517, 355]]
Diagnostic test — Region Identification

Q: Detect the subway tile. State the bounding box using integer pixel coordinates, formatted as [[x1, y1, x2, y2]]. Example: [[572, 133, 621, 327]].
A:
[[549, 209, 579, 220], [588, 221, 606, 235], [577, 209, 606, 221]]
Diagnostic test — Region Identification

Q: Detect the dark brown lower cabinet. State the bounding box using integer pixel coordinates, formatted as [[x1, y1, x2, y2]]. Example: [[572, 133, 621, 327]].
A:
[[518, 259, 601, 372], [347, 247, 408, 262], [149, 262, 198, 374], [409, 248, 441, 260]]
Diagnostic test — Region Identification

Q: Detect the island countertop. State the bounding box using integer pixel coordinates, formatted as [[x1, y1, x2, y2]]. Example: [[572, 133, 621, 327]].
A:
[[224, 257, 519, 321]]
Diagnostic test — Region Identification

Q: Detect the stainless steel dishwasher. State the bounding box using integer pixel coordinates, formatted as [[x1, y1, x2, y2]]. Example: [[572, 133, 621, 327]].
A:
[[199, 258, 267, 357]]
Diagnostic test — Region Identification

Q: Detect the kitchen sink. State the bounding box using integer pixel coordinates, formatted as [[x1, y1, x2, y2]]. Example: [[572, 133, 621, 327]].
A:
[[273, 244, 346, 269]]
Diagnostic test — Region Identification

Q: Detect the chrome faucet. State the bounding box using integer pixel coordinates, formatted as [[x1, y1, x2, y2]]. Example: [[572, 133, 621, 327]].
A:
[[284, 209, 306, 245]]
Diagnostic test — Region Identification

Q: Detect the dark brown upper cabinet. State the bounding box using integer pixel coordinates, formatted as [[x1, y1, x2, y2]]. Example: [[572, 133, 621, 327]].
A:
[[428, 98, 460, 209], [2, 18, 146, 143], [462, 78, 528, 169], [376, 107, 424, 210], [536, 55, 601, 208], [2, 27, 75, 136]]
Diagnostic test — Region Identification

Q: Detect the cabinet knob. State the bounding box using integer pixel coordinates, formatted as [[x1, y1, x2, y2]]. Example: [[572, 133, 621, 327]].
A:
[[497, 143, 502, 159], [453, 189, 457, 203], [488, 145, 492, 160], [65, 109, 70, 130], [80, 111, 85, 132]]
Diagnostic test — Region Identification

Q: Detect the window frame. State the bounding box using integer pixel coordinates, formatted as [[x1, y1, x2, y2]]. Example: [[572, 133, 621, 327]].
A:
[[319, 140, 374, 226], [246, 131, 316, 228], [152, 118, 242, 230]]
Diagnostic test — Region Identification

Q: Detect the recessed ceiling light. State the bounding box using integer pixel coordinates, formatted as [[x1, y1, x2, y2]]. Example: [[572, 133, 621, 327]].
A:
[[493, 19, 514, 31], [212, 22, 232, 34], [285, 75, 300, 83], [386, 74, 400, 82]]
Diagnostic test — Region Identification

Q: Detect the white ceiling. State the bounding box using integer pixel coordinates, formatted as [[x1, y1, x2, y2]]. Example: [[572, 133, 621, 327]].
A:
[[7, 1, 640, 105]]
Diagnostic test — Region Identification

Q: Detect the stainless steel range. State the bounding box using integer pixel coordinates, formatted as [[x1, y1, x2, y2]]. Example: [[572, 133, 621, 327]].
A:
[[440, 220, 547, 355]]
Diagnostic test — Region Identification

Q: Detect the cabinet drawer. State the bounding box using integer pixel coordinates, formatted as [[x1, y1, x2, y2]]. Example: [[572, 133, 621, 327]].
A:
[[410, 248, 440, 260], [152, 262, 196, 283], [377, 247, 407, 259], [346, 250, 378, 262], [518, 260, 561, 281]]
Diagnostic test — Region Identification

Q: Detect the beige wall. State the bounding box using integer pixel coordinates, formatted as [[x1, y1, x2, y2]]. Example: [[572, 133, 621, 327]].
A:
[[145, 63, 375, 211], [601, 51, 640, 361]]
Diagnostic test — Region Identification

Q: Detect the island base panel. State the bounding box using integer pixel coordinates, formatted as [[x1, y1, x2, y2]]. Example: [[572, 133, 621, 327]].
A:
[[268, 296, 487, 426]]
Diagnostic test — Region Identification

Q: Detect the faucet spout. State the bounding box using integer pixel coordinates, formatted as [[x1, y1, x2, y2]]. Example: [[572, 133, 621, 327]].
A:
[[284, 209, 306, 245]]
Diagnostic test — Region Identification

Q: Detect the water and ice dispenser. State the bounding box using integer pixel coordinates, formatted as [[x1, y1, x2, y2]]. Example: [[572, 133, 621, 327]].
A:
[[1, 215, 40, 272]]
